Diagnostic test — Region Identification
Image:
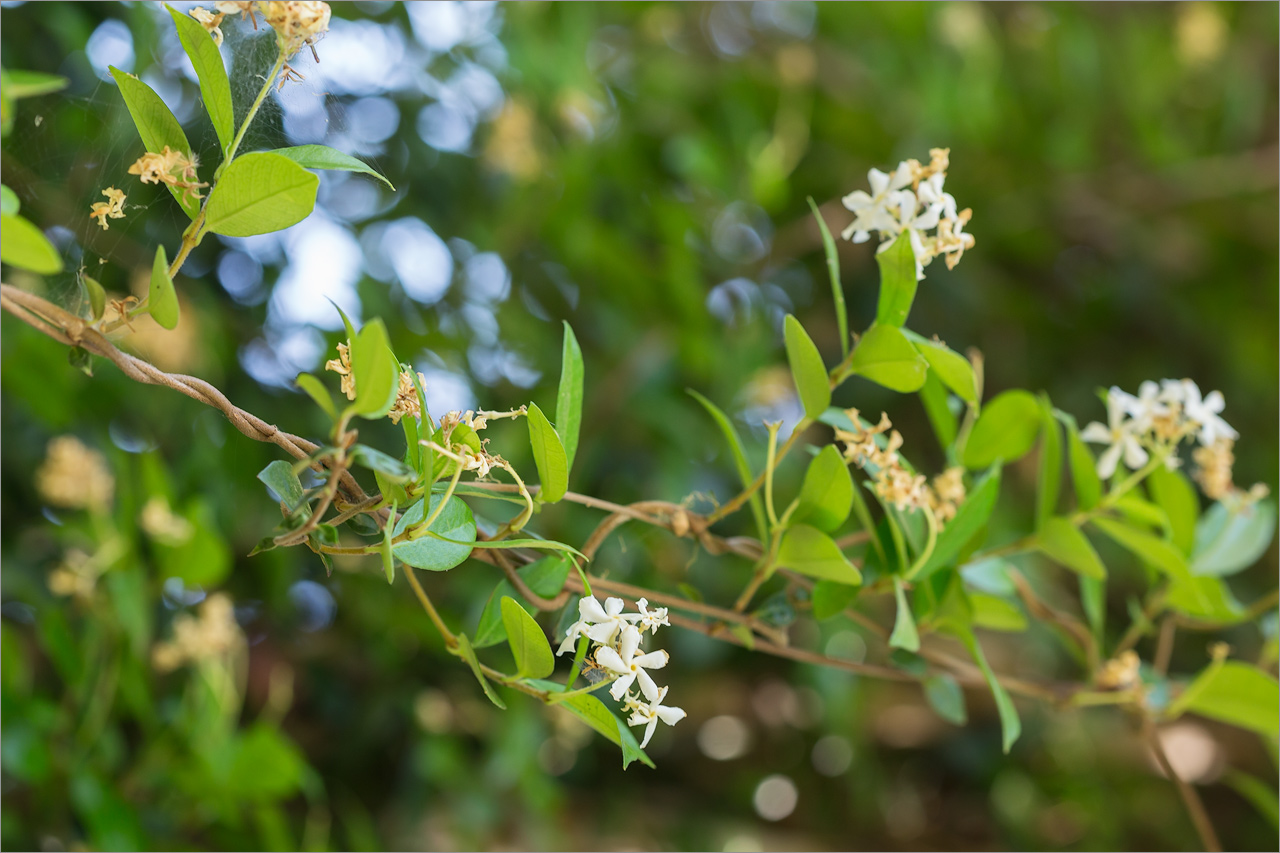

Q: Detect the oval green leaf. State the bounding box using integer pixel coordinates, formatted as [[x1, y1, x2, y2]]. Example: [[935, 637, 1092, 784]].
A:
[[108, 66, 200, 219], [149, 244, 179, 329], [1191, 499, 1276, 578], [0, 213, 61, 274], [527, 402, 568, 503], [271, 144, 395, 189], [204, 151, 319, 237], [793, 445, 853, 533], [393, 494, 476, 571], [875, 229, 918, 327], [501, 596, 555, 679], [914, 464, 1001, 580], [167, 4, 233, 152], [555, 321, 584, 471], [783, 314, 830, 418], [349, 321, 398, 419], [775, 524, 862, 585], [295, 373, 336, 419], [905, 331, 976, 402], [963, 390, 1041, 469], [1148, 465, 1199, 556], [850, 323, 928, 393], [1037, 517, 1106, 579]]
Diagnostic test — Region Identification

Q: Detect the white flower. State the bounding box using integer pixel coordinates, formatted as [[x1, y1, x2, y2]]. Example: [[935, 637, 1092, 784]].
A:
[[1179, 379, 1236, 447], [556, 595, 636, 655], [841, 162, 911, 243], [634, 598, 670, 635], [594, 625, 670, 701], [1122, 380, 1170, 431], [624, 684, 686, 748], [1081, 387, 1149, 479]]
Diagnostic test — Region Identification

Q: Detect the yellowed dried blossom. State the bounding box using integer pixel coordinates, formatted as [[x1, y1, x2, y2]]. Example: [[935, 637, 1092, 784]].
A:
[[257, 0, 330, 57], [834, 409, 900, 470], [190, 6, 226, 46], [927, 467, 967, 524], [906, 147, 951, 186], [484, 98, 542, 180], [1096, 650, 1141, 690], [874, 465, 928, 512], [388, 370, 427, 425], [1192, 437, 1234, 500], [216, 0, 258, 26], [47, 549, 101, 599], [933, 208, 976, 271], [89, 186, 127, 231], [151, 593, 243, 672], [36, 436, 114, 510], [139, 496, 195, 545], [324, 342, 355, 400], [127, 146, 208, 202]]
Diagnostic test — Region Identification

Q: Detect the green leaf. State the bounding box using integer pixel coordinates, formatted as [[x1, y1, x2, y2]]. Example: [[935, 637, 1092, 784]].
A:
[[1224, 771, 1280, 830], [1091, 516, 1197, 589], [1036, 517, 1106, 579], [0, 213, 61, 273], [792, 445, 853, 533], [295, 373, 336, 419], [923, 674, 967, 725], [919, 372, 958, 450], [1168, 660, 1279, 740], [257, 460, 306, 511], [81, 273, 107, 321], [874, 229, 918, 327], [1113, 494, 1171, 534], [148, 244, 179, 329], [955, 626, 1021, 753], [108, 67, 200, 219], [962, 390, 1041, 469], [904, 331, 976, 402], [970, 593, 1028, 632], [227, 725, 305, 801], [501, 597, 555, 679], [1080, 575, 1105, 641], [203, 151, 319, 237], [526, 679, 655, 769], [775, 524, 862, 585], [442, 536, 584, 559], [849, 323, 928, 393], [1058, 412, 1102, 510], [68, 346, 93, 377], [381, 503, 396, 584], [810, 579, 858, 621], [1191, 499, 1276, 577], [0, 184, 18, 215], [807, 196, 848, 358], [349, 444, 413, 483], [455, 634, 506, 710], [155, 500, 232, 587], [688, 389, 768, 543], [889, 578, 919, 652], [1035, 397, 1062, 530], [1148, 466, 1199, 556], [1, 68, 68, 100], [783, 314, 831, 418], [270, 144, 395, 189], [392, 495, 476, 571], [1166, 575, 1246, 624], [527, 402, 568, 503], [166, 4, 233, 153], [914, 464, 1001, 580], [555, 321, 584, 471], [348, 320, 398, 419], [475, 556, 571, 647]]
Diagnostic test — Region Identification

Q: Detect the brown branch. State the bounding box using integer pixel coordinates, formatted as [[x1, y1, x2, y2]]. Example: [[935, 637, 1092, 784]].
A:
[[1143, 718, 1222, 852]]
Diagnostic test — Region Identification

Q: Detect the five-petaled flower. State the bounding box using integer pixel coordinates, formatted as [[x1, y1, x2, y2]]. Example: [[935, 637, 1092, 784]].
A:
[[623, 684, 687, 749], [1081, 387, 1150, 479], [89, 187, 127, 231], [557, 594, 635, 654], [594, 625, 670, 702]]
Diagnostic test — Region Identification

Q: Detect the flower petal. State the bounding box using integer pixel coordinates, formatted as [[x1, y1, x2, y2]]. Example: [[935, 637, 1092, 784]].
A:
[[656, 705, 687, 726], [1080, 422, 1112, 444], [593, 646, 627, 675], [634, 650, 669, 670], [604, 597, 625, 616], [579, 596, 609, 622], [618, 626, 641, 661], [609, 672, 635, 701], [635, 668, 659, 702], [639, 717, 657, 749], [1097, 442, 1122, 480]]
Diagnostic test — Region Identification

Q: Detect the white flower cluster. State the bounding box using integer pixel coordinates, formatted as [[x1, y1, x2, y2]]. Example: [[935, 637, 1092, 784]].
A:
[[558, 595, 686, 748], [841, 147, 974, 280], [1081, 379, 1236, 483]]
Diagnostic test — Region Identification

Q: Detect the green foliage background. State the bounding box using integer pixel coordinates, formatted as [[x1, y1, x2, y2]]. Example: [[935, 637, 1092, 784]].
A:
[[1, 2, 1276, 850]]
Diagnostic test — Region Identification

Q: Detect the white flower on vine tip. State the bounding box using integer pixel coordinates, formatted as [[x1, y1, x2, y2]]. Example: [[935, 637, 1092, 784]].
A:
[[634, 598, 670, 635], [556, 595, 635, 655], [595, 625, 670, 701], [1178, 379, 1236, 447], [841, 162, 912, 243], [624, 684, 687, 748], [1121, 380, 1170, 431], [1081, 387, 1149, 479]]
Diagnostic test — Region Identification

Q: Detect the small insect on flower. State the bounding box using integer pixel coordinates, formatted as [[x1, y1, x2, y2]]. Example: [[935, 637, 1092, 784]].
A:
[[88, 186, 127, 231]]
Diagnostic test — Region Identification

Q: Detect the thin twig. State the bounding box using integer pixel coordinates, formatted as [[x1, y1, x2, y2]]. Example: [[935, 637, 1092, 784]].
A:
[[1143, 718, 1222, 852]]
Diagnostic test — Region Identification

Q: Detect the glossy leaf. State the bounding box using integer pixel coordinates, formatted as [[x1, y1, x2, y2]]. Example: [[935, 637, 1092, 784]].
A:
[[1037, 517, 1106, 579], [81, 273, 106, 321], [527, 402, 568, 503], [108, 67, 200, 219], [167, 4, 233, 152], [349, 444, 413, 483], [204, 151, 319, 237], [849, 323, 928, 393], [475, 556, 572, 647], [295, 373, 336, 419], [0, 184, 18, 215], [148, 245, 179, 329], [889, 579, 919, 652], [914, 464, 1001, 580], [807, 196, 848, 357], [775, 524, 862, 585], [919, 372, 958, 449], [923, 674, 967, 725], [527, 679, 654, 769], [1058, 411, 1102, 510], [257, 460, 306, 511], [1148, 465, 1199, 556], [456, 634, 506, 710], [970, 593, 1028, 632], [392, 495, 476, 571], [1092, 516, 1197, 589], [1166, 575, 1246, 624], [688, 389, 768, 543], [1168, 660, 1279, 739], [555, 321, 584, 471], [0, 213, 61, 273], [271, 144, 395, 189], [956, 626, 1021, 753], [962, 390, 1040, 469], [783, 314, 830, 418], [381, 503, 396, 584], [1191, 499, 1276, 577], [349, 320, 398, 419], [875, 229, 918, 327], [905, 331, 976, 401], [792, 445, 853, 533], [1035, 396, 1062, 530], [501, 597, 555, 679], [811, 579, 858, 621]]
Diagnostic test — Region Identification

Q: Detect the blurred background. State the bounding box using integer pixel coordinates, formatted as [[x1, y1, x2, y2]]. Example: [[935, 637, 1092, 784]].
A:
[[1, 1, 1277, 849]]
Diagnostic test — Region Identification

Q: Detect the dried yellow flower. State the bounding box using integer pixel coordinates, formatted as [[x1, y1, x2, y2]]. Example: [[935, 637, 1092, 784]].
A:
[[189, 6, 226, 46], [139, 496, 195, 545], [257, 0, 330, 57], [88, 186, 127, 231], [47, 550, 102, 600], [151, 593, 244, 672], [389, 370, 427, 425], [128, 146, 208, 202], [484, 98, 542, 180], [36, 436, 114, 510], [1192, 437, 1234, 501], [216, 0, 258, 27], [1096, 650, 1141, 690], [927, 467, 967, 524], [324, 342, 355, 400]]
